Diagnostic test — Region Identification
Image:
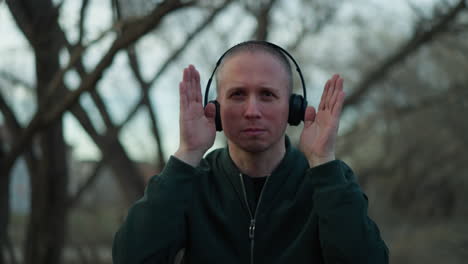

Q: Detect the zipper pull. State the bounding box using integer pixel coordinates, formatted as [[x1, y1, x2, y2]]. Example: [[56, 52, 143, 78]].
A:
[[249, 219, 255, 240]]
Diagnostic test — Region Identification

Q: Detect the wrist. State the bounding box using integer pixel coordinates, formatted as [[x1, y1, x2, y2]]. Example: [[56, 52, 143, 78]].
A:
[[307, 154, 335, 168], [174, 148, 205, 167]]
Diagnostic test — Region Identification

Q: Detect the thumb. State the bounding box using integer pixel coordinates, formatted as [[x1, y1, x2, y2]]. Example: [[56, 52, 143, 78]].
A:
[[204, 102, 216, 122], [304, 106, 316, 127]]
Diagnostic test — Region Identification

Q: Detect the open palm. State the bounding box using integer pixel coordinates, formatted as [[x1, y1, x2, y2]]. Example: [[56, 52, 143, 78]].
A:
[[178, 65, 216, 157], [300, 74, 345, 167]]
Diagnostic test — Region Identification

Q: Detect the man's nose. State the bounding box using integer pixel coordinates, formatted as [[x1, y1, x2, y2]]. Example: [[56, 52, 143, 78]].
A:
[[244, 97, 261, 119]]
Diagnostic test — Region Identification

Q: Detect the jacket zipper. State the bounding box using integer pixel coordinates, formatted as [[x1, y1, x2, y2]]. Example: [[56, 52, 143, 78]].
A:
[[239, 173, 270, 264]]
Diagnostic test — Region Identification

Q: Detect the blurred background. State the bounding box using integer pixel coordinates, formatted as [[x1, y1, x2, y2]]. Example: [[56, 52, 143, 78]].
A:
[[1, 0, 467, 263]]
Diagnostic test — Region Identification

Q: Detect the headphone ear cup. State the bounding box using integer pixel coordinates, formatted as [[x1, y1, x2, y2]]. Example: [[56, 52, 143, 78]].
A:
[[208, 100, 223, 131], [288, 94, 307, 126]]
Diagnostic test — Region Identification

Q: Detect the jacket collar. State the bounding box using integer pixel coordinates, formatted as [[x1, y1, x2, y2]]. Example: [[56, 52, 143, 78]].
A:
[[219, 136, 300, 216]]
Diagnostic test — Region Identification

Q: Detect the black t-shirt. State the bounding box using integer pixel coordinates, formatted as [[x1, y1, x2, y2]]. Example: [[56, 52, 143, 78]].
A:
[[242, 174, 268, 213]]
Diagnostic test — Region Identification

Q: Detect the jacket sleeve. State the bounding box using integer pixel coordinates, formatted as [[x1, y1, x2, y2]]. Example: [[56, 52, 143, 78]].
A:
[[112, 156, 198, 264], [308, 160, 389, 264]]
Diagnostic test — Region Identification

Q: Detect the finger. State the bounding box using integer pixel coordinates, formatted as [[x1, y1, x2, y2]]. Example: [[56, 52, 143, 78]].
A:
[[204, 102, 216, 122], [187, 75, 194, 104], [303, 106, 316, 128], [329, 77, 343, 112], [194, 67, 202, 103], [326, 74, 338, 110], [183, 67, 189, 82], [332, 91, 345, 118], [187, 64, 193, 81], [179, 82, 188, 111], [187, 65, 198, 103], [318, 80, 330, 111], [324, 75, 335, 109], [191, 77, 201, 103], [194, 65, 200, 84]]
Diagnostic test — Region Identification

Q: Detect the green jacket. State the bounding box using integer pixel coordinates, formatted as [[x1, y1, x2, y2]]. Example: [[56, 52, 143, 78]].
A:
[[113, 139, 389, 263]]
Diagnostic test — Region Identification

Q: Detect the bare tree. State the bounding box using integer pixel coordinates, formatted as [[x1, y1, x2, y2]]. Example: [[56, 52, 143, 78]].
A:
[[344, 0, 467, 109], [2, 0, 194, 263]]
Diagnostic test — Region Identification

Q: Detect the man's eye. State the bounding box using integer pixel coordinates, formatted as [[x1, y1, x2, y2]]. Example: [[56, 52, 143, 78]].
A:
[[230, 91, 244, 98], [261, 91, 275, 98]]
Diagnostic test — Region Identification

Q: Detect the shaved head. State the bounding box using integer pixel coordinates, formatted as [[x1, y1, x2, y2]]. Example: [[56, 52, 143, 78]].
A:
[[215, 41, 293, 95]]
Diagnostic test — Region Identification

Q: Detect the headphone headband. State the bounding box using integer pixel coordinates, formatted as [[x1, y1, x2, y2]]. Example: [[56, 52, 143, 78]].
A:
[[203, 41, 307, 106]]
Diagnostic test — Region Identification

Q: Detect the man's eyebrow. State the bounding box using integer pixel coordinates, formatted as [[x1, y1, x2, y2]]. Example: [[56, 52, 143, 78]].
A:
[[223, 86, 283, 95], [258, 85, 278, 90], [225, 86, 245, 91]]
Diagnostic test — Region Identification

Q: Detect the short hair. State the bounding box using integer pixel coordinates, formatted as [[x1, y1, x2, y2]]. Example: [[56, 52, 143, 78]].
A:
[[215, 41, 293, 94]]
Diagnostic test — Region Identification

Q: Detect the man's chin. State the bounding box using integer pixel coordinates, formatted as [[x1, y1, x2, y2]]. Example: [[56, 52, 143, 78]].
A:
[[239, 144, 269, 153], [227, 133, 285, 154], [232, 139, 271, 153]]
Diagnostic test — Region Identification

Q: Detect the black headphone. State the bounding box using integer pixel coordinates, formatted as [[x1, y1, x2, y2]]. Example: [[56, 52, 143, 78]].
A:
[[204, 41, 307, 131]]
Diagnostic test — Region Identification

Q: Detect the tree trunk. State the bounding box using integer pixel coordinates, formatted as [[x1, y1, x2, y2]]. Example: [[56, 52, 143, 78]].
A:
[[11, 1, 70, 263], [69, 104, 146, 203], [0, 73, 39, 264], [24, 122, 68, 264]]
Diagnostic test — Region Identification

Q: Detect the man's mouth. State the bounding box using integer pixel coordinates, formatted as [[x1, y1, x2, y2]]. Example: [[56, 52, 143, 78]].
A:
[[242, 128, 266, 136]]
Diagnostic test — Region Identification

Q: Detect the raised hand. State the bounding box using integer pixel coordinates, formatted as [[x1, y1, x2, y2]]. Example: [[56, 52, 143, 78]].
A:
[[174, 65, 216, 167], [299, 74, 345, 167]]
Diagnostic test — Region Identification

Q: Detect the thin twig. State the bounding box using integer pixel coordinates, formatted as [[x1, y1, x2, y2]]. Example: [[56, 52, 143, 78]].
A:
[[1, 0, 195, 177], [344, 0, 467, 109]]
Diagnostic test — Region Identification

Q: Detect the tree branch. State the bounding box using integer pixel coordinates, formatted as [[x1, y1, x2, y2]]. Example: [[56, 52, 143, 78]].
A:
[[116, 0, 232, 131], [250, 0, 279, 40], [5, 0, 35, 44], [88, 89, 115, 130], [0, 85, 39, 178], [0, 91, 22, 135], [67, 159, 105, 209], [0, 70, 34, 92], [344, 0, 467, 109], [60, 32, 116, 131], [1, 0, 195, 176], [69, 101, 146, 202], [286, 3, 338, 53], [121, 0, 232, 167], [126, 47, 166, 169], [78, 0, 90, 44]]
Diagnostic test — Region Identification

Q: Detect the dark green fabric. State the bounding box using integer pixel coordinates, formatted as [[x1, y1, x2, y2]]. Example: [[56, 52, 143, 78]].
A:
[[113, 139, 389, 264]]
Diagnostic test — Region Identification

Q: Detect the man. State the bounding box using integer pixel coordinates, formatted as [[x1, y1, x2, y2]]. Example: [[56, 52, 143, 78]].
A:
[[113, 41, 389, 264]]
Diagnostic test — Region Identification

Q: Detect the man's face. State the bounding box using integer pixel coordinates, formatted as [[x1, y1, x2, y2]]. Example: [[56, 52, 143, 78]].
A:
[[217, 51, 290, 153]]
